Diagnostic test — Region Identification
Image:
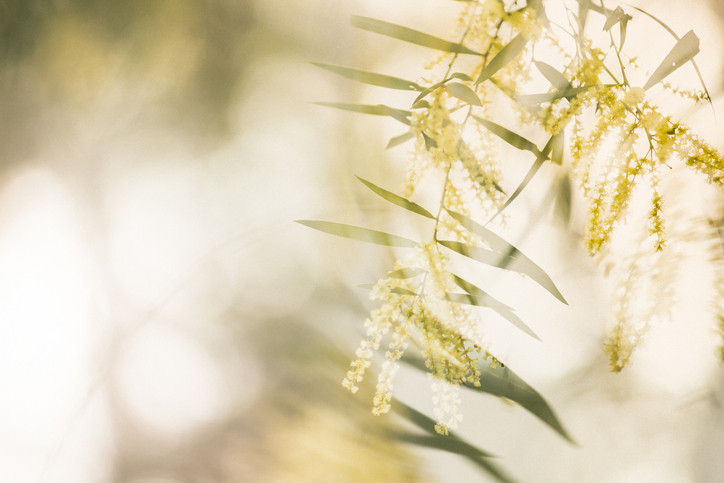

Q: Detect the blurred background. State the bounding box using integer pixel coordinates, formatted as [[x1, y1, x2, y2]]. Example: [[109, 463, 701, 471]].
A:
[[0, 0, 723, 481]]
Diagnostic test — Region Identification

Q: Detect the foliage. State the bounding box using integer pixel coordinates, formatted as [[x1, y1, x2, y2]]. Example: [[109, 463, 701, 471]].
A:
[[300, 0, 724, 478]]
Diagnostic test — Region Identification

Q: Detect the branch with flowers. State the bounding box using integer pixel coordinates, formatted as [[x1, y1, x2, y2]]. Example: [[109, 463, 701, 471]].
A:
[[299, 0, 724, 478]]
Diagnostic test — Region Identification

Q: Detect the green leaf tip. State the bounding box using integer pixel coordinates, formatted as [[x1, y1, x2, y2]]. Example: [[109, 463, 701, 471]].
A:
[[351, 15, 481, 56], [355, 175, 435, 219], [445, 82, 483, 107], [643, 30, 700, 91], [310, 61, 422, 91], [312, 102, 412, 126], [475, 34, 528, 85], [295, 220, 418, 248], [473, 116, 541, 155]]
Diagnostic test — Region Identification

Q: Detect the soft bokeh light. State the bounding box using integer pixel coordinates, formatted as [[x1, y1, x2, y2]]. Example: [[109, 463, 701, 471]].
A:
[[0, 1, 723, 482]]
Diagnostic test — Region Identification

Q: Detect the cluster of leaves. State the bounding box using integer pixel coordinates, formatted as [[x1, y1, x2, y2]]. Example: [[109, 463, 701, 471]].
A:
[[300, 0, 724, 478]]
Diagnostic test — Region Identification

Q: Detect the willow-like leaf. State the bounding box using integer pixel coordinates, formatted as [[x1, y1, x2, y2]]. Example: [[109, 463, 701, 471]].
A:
[[296, 220, 417, 248], [445, 82, 483, 107], [437, 240, 567, 304], [351, 15, 481, 55], [496, 133, 562, 215], [390, 431, 515, 483], [551, 129, 565, 165], [602, 6, 631, 49], [444, 210, 566, 304], [400, 358, 575, 444], [633, 6, 711, 102], [412, 72, 472, 106], [422, 131, 438, 150], [310, 62, 422, 91], [386, 131, 415, 149], [356, 176, 435, 219], [552, 172, 572, 225], [445, 208, 517, 253], [448, 272, 540, 339], [313, 102, 411, 126], [446, 293, 540, 340], [388, 267, 426, 279], [475, 34, 528, 85], [643, 30, 700, 91], [473, 116, 541, 155], [533, 61, 573, 91], [603, 6, 631, 32], [515, 85, 594, 105]]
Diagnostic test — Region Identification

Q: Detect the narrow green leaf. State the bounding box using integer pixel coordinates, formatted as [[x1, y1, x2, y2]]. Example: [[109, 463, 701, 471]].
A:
[[412, 72, 473, 107], [496, 133, 562, 215], [296, 220, 417, 248], [386, 131, 415, 149], [356, 176, 435, 219], [448, 273, 540, 339], [552, 172, 572, 225], [437, 240, 567, 304], [515, 85, 595, 105], [444, 210, 566, 304], [475, 34, 528, 85], [400, 358, 575, 444], [391, 432, 492, 459], [445, 208, 517, 254], [388, 267, 426, 279], [603, 6, 631, 32], [473, 116, 541, 154], [533, 61, 573, 91], [643, 30, 700, 91], [446, 293, 540, 340], [422, 131, 438, 150], [313, 102, 411, 125], [390, 430, 516, 483], [351, 15, 481, 55], [632, 6, 711, 103], [310, 62, 422, 91], [551, 129, 564, 165], [445, 82, 483, 107]]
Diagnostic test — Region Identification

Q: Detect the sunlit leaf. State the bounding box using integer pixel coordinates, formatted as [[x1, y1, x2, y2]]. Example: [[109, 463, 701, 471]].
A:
[[351, 15, 481, 55], [515, 85, 595, 105], [310, 62, 422, 91], [533, 61, 573, 91], [444, 210, 566, 304], [388, 267, 426, 279], [551, 129, 564, 165], [552, 172, 572, 225], [296, 220, 417, 247], [437, 239, 567, 304], [391, 400, 516, 482], [496, 133, 562, 215], [391, 431, 515, 483], [475, 34, 528, 85], [473, 116, 541, 154], [603, 6, 631, 33], [400, 359, 575, 444], [445, 209, 516, 254], [445, 82, 483, 107], [632, 6, 711, 103], [422, 131, 438, 150], [313, 102, 411, 126], [448, 273, 540, 339], [356, 176, 435, 219], [386, 131, 415, 149], [643, 30, 700, 91], [446, 292, 540, 340]]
